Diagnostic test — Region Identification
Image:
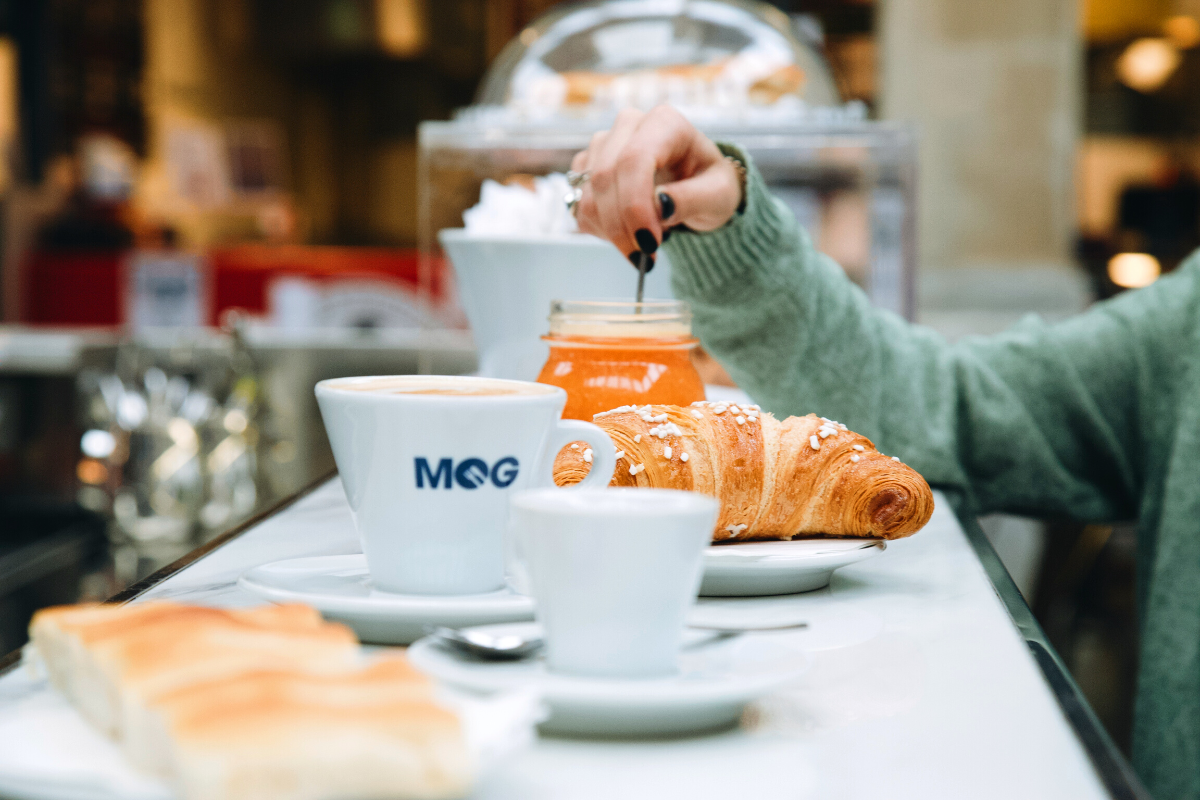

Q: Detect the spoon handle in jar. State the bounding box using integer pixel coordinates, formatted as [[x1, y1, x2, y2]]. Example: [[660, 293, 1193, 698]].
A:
[[636, 252, 647, 305]]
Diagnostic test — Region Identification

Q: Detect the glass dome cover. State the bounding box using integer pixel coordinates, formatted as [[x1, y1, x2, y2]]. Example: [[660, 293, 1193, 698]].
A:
[[475, 0, 841, 123]]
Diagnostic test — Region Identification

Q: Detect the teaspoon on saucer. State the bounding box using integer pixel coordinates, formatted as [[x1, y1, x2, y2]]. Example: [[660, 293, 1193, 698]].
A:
[[427, 626, 545, 660], [426, 621, 808, 661]]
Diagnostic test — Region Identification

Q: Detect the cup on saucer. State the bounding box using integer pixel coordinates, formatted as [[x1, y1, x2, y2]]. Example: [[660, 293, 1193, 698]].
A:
[[509, 487, 719, 678], [315, 375, 615, 595]]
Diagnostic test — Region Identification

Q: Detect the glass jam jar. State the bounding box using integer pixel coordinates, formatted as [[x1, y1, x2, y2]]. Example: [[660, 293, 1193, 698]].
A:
[[537, 300, 706, 420]]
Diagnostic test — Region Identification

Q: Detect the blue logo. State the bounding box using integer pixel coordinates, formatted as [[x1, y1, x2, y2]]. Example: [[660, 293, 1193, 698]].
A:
[[455, 459, 489, 488], [415, 457, 519, 489]]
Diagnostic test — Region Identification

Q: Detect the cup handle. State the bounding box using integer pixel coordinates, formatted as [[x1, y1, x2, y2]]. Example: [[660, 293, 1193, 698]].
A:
[[539, 420, 615, 489]]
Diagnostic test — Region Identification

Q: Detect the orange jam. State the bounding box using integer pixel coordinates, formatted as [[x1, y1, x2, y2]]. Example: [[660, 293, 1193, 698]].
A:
[[536, 300, 706, 421]]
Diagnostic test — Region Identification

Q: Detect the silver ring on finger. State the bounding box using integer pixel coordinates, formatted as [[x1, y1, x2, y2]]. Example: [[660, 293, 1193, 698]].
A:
[[564, 171, 590, 215], [565, 186, 583, 215]]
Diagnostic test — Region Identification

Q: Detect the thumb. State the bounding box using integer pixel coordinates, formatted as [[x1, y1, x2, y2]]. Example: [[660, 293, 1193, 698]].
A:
[[654, 159, 741, 233]]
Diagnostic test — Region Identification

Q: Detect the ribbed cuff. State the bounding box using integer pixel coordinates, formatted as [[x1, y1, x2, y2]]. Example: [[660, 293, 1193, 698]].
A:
[[666, 143, 793, 297]]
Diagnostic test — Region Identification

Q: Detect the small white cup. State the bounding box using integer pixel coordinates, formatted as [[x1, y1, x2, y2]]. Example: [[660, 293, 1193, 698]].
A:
[[315, 375, 615, 595], [510, 487, 718, 679]]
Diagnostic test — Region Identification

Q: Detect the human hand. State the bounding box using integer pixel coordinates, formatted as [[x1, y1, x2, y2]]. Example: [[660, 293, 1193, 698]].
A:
[[569, 105, 743, 268]]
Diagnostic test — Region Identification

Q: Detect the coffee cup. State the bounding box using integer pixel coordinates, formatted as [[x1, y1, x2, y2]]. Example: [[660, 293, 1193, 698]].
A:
[[315, 375, 615, 595], [510, 487, 718, 678]]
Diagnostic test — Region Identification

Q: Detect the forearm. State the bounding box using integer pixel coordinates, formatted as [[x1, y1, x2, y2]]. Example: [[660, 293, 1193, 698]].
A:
[[665, 147, 947, 467], [665, 147, 1155, 519]]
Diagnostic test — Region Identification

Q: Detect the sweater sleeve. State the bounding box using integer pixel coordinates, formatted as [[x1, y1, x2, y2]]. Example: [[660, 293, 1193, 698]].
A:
[[665, 145, 1192, 520]]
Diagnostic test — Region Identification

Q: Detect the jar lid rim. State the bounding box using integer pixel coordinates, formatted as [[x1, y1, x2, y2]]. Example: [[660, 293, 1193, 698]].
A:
[[550, 299, 691, 314], [547, 299, 692, 337]]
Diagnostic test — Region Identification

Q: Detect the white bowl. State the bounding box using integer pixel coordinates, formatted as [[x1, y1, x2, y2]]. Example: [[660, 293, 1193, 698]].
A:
[[439, 230, 674, 381]]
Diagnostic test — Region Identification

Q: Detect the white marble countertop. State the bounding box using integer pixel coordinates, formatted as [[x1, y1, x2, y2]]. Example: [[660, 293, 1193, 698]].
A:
[[0, 479, 1114, 799]]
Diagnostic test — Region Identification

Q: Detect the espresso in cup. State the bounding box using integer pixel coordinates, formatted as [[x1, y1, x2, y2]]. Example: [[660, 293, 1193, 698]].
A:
[[316, 375, 615, 595]]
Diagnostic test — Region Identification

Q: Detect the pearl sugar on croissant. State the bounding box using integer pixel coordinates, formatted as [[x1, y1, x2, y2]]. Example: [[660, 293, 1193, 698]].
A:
[[553, 403, 934, 541]]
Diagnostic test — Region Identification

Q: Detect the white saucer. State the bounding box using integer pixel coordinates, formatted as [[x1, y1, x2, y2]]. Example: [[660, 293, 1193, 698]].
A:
[[408, 622, 810, 737], [700, 538, 886, 596], [238, 555, 535, 644], [0, 666, 540, 800]]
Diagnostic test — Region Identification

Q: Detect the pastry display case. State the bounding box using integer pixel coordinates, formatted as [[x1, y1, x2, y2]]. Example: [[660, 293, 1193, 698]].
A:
[[419, 0, 918, 325]]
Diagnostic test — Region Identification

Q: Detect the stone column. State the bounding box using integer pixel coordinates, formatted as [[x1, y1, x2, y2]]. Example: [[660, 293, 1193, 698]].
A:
[[878, 0, 1083, 277]]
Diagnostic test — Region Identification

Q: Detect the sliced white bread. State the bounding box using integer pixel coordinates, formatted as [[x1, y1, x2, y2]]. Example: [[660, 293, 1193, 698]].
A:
[[125, 656, 435, 776], [29, 602, 472, 799], [30, 603, 358, 738], [169, 695, 469, 800]]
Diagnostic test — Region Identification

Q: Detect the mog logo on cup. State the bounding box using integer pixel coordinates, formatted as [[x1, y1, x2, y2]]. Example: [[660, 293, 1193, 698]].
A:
[[315, 374, 615, 594], [415, 457, 520, 490]]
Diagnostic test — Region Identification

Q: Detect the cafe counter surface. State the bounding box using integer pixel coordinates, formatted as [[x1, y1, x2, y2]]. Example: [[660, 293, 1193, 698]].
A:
[[0, 478, 1146, 800]]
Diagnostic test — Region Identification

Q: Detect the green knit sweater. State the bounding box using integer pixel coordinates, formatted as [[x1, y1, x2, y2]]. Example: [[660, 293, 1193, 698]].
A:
[[666, 146, 1200, 799]]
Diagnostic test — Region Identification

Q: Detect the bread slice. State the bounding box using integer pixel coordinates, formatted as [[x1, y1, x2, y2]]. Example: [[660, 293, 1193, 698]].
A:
[[169, 696, 470, 800], [125, 657, 435, 776], [30, 602, 222, 734], [30, 602, 359, 738], [108, 607, 361, 740], [30, 602, 472, 799]]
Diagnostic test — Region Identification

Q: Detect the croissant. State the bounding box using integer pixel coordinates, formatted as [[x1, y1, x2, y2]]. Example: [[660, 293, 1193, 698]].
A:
[[554, 402, 933, 541]]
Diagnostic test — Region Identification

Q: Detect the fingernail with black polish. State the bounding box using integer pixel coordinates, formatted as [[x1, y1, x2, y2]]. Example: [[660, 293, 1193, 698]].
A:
[[658, 192, 676, 221], [661, 228, 671, 243], [635, 228, 658, 255], [627, 251, 656, 272]]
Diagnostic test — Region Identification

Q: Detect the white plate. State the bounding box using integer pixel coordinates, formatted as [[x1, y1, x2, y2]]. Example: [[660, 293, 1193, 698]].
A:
[[408, 622, 810, 738], [700, 538, 886, 596], [0, 667, 540, 800], [0, 686, 169, 800], [238, 555, 535, 644]]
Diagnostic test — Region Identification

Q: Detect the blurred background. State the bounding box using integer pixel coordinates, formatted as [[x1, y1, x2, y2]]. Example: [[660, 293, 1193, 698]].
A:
[[0, 0, 1191, 758]]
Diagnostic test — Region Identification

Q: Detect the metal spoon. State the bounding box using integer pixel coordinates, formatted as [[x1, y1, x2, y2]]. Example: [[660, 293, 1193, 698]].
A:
[[426, 626, 545, 660], [636, 251, 649, 304], [427, 621, 807, 661]]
